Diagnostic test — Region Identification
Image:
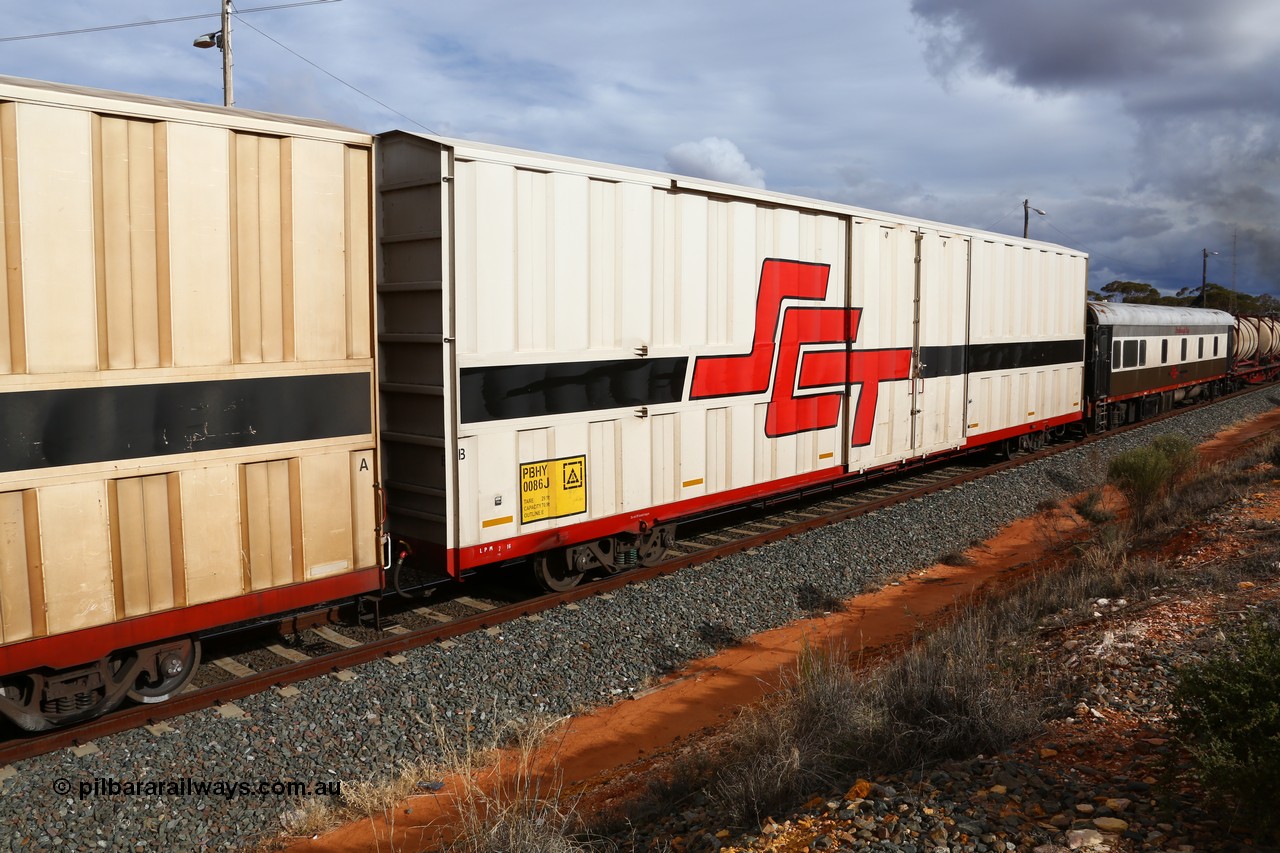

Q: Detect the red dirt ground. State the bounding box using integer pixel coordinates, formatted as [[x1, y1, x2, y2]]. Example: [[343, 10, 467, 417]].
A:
[[279, 408, 1280, 853]]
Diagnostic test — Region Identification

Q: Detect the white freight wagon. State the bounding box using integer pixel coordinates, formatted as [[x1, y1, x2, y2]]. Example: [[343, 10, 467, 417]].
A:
[[376, 132, 1087, 590], [0, 76, 380, 729]]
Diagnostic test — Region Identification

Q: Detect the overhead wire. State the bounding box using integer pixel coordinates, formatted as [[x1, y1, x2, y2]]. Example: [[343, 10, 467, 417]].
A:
[[981, 203, 1023, 233], [1040, 219, 1180, 287], [4, 3, 438, 135], [231, 14, 437, 133], [0, 1, 340, 43]]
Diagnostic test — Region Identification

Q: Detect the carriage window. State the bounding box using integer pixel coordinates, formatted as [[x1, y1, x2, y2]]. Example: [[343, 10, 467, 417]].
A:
[[1213, 336, 1219, 356], [1113, 340, 1122, 366], [1198, 337, 1204, 359], [1161, 340, 1168, 363], [1123, 339, 1139, 368], [1181, 338, 1188, 361], [1139, 340, 1147, 366]]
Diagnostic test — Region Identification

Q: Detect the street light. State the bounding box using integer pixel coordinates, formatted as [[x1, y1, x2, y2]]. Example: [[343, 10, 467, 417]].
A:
[[193, 0, 233, 106], [1202, 248, 1219, 308], [1023, 199, 1046, 239]]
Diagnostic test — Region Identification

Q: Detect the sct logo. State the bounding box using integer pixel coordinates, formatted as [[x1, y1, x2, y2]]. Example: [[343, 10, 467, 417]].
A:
[[689, 259, 911, 447]]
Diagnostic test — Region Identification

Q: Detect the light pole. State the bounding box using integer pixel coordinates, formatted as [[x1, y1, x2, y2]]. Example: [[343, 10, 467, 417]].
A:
[[1202, 248, 1219, 308], [193, 0, 234, 107], [1023, 199, 1046, 239]]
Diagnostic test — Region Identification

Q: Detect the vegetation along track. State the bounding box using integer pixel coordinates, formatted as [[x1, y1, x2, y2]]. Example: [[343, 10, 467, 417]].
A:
[[0, 383, 1271, 766]]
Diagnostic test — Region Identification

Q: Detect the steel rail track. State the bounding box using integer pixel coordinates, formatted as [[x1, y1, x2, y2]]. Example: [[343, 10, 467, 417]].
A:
[[2, 384, 1275, 766]]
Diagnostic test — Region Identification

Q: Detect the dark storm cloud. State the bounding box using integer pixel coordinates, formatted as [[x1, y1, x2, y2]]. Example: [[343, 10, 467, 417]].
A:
[[912, 0, 1280, 294], [911, 0, 1241, 91]]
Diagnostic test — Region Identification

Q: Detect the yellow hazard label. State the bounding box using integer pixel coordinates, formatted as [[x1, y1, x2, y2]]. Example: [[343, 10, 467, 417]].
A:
[[519, 455, 586, 524]]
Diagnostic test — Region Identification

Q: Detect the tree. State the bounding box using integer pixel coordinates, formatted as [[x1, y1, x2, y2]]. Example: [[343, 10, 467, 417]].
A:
[[1101, 280, 1163, 303]]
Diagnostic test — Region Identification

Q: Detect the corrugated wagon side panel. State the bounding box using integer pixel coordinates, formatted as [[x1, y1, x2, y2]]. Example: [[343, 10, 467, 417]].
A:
[[167, 122, 234, 368], [97, 115, 163, 371], [292, 138, 351, 362], [38, 481, 115, 634], [0, 491, 34, 643], [966, 243, 1086, 439], [847, 221, 916, 470], [15, 103, 98, 374], [232, 132, 285, 364], [0, 103, 13, 375]]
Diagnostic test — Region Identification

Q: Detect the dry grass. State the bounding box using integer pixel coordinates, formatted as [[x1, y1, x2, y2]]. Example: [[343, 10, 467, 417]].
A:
[[440, 714, 602, 853], [701, 613, 1048, 825], [341, 757, 440, 817], [277, 797, 342, 839], [278, 712, 597, 853], [1070, 489, 1115, 524], [707, 638, 869, 822], [276, 755, 441, 850], [630, 432, 1274, 827]]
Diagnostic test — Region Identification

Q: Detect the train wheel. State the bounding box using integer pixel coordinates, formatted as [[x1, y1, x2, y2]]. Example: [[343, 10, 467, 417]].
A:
[[636, 524, 676, 567], [127, 638, 201, 704], [0, 661, 133, 732], [533, 552, 584, 593]]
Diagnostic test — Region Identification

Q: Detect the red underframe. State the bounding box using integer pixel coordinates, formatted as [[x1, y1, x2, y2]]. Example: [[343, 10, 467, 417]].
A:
[[457, 410, 1085, 572], [1, 567, 384, 673], [964, 412, 1082, 448]]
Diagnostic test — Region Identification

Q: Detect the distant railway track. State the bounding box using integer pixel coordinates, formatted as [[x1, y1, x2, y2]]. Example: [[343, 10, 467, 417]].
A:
[[2, 383, 1275, 767]]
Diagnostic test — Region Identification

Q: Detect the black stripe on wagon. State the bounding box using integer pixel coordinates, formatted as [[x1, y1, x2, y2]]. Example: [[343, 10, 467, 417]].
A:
[[0, 373, 371, 474], [966, 339, 1085, 374], [919, 345, 966, 379], [460, 357, 689, 423]]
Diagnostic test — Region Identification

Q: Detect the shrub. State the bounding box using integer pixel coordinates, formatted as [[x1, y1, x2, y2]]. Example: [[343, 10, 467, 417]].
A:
[[1071, 489, 1115, 524], [1173, 616, 1280, 843], [1151, 433, 1199, 483], [1267, 438, 1280, 470], [1107, 445, 1174, 526]]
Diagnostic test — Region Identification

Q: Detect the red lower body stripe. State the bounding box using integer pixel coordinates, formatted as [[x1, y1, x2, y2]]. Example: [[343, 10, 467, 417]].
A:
[[0, 567, 384, 673]]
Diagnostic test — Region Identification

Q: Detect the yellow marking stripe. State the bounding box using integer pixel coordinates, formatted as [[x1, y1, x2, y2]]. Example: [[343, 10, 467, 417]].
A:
[[818, 451, 834, 460], [682, 478, 704, 488], [482, 515, 514, 528]]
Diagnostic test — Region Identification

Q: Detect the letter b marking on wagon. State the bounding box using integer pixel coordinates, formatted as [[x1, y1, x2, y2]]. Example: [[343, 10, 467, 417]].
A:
[[688, 259, 911, 446]]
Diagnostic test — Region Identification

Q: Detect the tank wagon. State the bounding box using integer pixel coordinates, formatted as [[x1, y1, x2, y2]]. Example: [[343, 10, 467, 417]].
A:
[[1232, 314, 1280, 382], [0, 77, 381, 730], [1, 76, 1275, 730]]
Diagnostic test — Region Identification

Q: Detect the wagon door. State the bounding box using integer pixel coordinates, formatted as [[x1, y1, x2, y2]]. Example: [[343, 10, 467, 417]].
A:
[[912, 230, 970, 456], [845, 222, 916, 472]]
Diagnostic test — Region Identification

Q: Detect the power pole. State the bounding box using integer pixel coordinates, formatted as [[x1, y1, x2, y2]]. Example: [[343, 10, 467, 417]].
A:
[[221, 0, 233, 108], [193, 0, 234, 107], [1232, 228, 1238, 315], [1023, 199, 1045, 239]]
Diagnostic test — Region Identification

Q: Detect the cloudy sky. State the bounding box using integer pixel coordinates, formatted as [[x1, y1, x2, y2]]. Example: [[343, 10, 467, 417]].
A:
[[4, 1, 1278, 296]]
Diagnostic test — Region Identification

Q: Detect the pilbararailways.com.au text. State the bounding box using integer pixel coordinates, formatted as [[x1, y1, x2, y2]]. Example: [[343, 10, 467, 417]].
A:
[[55, 776, 342, 801]]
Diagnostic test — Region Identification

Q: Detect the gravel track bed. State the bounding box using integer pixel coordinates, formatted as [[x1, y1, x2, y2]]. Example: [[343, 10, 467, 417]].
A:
[[3, 389, 1277, 852]]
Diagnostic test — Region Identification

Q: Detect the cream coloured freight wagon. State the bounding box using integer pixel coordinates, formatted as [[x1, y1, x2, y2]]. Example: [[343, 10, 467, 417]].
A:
[[376, 131, 1088, 591], [0, 76, 380, 730]]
